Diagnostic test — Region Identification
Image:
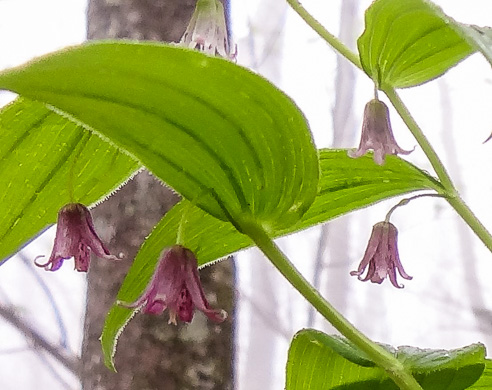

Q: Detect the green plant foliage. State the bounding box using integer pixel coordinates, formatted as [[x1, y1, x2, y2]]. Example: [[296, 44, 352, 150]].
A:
[[285, 329, 486, 390], [101, 150, 444, 370], [0, 98, 138, 263], [456, 25, 492, 68], [0, 41, 319, 232], [453, 23, 492, 141], [358, 0, 474, 89], [469, 359, 492, 389]]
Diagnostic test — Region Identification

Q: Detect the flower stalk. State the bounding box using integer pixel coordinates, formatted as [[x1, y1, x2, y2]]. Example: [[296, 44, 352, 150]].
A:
[[384, 88, 492, 253], [285, 0, 492, 255], [242, 221, 423, 390], [285, 0, 361, 69]]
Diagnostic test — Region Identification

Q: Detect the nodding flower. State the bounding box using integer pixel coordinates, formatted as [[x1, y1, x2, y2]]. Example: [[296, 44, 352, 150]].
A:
[[349, 98, 412, 165], [178, 0, 236, 60], [118, 245, 227, 325], [350, 221, 412, 288], [35, 203, 119, 272]]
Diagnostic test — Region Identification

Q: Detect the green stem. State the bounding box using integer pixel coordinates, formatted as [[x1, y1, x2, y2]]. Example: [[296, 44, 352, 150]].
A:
[[446, 195, 492, 253], [242, 222, 423, 390], [384, 88, 492, 252], [384, 88, 454, 190], [286, 0, 362, 70]]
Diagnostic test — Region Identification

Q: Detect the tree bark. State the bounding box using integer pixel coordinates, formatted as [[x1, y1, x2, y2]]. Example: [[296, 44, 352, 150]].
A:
[[81, 2, 234, 389]]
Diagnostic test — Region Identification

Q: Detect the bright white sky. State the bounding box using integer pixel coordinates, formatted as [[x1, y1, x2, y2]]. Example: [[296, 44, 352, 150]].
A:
[[0, 1, 86, 389], [1, 1, 492, 389]]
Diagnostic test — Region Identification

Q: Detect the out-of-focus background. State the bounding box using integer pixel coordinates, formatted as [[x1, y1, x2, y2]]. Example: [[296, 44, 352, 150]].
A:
[[1, 1, 492, 389]]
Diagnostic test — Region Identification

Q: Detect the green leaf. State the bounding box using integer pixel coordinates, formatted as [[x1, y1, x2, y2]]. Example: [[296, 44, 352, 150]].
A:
[[0, 41, 319, 232], [469, 359, 492, 389], [432, 24, 492, 143], [358, 0, 474, 89], [455, 25, 492, 68], [101, 150, 444, 370], [285, 329, 485, 390], [0, 98, 138, 263]]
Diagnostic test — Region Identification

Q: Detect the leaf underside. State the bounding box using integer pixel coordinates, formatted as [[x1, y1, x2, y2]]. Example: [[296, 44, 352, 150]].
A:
[[101, 150, 443, 369], [358, 0, 474, 89], [0, 41, 320, 232], [0, 98, 138, 263]]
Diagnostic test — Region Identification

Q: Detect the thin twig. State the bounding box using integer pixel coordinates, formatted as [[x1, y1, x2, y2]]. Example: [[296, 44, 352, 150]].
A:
[[0, 304, 81, 377]]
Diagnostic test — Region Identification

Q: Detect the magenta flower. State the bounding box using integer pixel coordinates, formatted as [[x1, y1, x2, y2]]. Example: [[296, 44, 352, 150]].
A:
[[350, 221, 412, 288], [35, 203, 118, 272], [349, 99, 412, 165], [179, 0, 236, 60], [119, 245, 227, 325]]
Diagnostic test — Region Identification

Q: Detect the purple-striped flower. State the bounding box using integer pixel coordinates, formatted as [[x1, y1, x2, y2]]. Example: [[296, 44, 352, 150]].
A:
[[35, 203, 118, 272], [350, 221, 412, 288], [119, 245, 227, 325], [349, 99, 412, 165]]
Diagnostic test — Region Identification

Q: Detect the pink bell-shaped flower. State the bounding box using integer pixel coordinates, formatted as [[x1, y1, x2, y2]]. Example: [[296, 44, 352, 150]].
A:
[[35, 203, 119, 272], [349, 98, 412, 165], [119, 245, 227, 324], [350, 221, 412, 288]]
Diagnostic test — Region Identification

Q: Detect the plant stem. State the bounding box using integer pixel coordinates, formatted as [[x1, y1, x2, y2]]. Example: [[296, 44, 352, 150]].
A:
[[242, 222, 423, 390], [383, 88, 454, 190], [384, 88, 492, 252], [446, 195, 492, 253], [286, 0, 362, 70]]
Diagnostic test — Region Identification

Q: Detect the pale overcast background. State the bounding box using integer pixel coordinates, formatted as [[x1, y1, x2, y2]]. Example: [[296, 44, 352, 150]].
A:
[[1, 1, 492, 389]]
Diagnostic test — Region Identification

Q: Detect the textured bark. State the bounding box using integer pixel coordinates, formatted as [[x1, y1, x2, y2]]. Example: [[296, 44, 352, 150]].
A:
[[81, 2, 234, 389]]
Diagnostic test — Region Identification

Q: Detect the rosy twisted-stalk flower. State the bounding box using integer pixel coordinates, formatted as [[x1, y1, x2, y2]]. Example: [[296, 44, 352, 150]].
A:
[[350, 221, 412, 288], [119, 245, 227, 325], [179, 0, 236, 60], [35, 203, 119, 272], [349, 98, 412, 165]]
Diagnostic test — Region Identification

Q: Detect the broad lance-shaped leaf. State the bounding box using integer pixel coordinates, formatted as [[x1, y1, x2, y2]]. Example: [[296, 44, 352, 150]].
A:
[[358, 0, 474, 89], [101, 150, 444, 369], [285, 329, 486, 390], [0, 98, 138, 263], [0, 41, 319, 232]]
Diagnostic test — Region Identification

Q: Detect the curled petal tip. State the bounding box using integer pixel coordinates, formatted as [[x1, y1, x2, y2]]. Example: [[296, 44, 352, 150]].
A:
[[34, 255, 47, 267]]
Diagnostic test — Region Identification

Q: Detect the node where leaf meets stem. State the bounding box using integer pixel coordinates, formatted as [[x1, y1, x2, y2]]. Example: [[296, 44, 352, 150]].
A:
[[287, 0, 492, 257]]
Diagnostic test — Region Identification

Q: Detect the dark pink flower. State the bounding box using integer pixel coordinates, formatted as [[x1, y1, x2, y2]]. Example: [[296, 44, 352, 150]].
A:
[[350, 221, 412, 288], [119, 245, 227, 325], [35, 203, 118, 272], [349, 99, 412, 165]]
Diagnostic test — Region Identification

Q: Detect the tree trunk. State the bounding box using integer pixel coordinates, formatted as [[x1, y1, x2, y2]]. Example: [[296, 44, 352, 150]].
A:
[[81, 2, 234, 389]]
